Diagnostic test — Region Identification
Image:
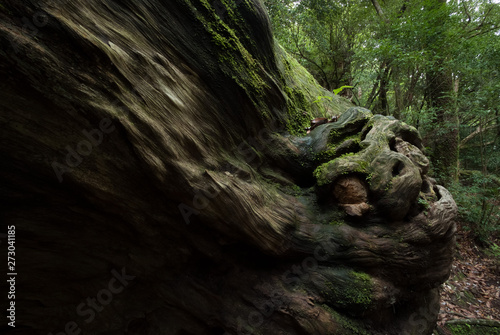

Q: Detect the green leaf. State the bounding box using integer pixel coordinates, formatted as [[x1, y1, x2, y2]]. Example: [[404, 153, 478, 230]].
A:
[[333, 86, 353, 95]]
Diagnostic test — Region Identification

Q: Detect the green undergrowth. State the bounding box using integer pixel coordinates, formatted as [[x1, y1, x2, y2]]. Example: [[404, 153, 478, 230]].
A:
[[444, 322, 500, 335], [448, 170, 500, 246]]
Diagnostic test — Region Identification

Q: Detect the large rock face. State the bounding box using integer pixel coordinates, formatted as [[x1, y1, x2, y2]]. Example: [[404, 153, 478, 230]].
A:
[[0, 1, 456, 334]]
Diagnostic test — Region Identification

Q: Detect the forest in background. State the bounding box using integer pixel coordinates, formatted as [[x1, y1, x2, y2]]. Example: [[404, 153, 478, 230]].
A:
[[265, 0, 500, 253]]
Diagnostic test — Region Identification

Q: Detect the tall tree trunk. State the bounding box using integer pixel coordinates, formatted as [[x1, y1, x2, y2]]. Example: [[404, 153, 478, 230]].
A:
[[427, 64, 458, 185], [378, 63, 391, 115], [367, 61, 391, 115], [371, 0, 389, 23], [425, 0, 459, 186], [393, 72, 404, 120], [365, 68, 381, 110]]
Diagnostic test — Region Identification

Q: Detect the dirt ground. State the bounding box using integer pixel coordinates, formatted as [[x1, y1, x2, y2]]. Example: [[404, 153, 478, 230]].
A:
[[437, 225, 500, 327]]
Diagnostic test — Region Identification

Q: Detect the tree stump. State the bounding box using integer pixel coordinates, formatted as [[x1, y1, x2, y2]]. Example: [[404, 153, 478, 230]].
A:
[[0, 1, 456, 334]]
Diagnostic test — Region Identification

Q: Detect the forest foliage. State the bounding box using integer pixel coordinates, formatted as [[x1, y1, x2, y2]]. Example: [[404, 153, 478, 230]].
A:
[[264, 0, 500, 247]]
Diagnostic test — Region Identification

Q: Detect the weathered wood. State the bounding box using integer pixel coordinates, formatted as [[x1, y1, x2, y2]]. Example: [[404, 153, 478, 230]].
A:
[[0, 1, 456, 334]]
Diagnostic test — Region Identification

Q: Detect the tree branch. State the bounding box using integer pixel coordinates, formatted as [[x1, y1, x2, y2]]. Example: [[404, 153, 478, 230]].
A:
[[370, 0, 389, 23], [462, 2, 472, 28], [291, 25, 331, 89], [466, 25, 500, 39], [465, 5, 496, 38], [460, 140, 496, 150], [460, 124, 500, 148]]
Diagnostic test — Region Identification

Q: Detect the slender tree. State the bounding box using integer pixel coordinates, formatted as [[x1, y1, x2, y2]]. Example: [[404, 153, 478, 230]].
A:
[[425, 0, 459, 185]]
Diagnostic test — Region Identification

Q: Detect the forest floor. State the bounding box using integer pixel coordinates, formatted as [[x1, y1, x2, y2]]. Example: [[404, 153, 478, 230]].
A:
[[437, 224, 500, 327]]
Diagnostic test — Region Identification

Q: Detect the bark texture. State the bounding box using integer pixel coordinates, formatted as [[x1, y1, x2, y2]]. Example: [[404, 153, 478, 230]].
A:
[[0, 1, 456, 334]]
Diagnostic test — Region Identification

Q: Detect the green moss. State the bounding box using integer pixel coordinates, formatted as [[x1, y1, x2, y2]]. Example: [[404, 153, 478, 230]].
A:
[[283, 86, 312, 134], [291, 184, 301, 194], [281, 184, 302, 196], [188, 0, 271, 116], [343, 270, 373, 306], [417, 197, 430, 214], [321, 270, 373, 310], [313, 163, 330, 186], [277, 46, 352, 134], [338, 152, 357, 160], [328, 130, 341, 141], [333, 133, 361, 146], [322, 304, 371, 335], [313, 155, 370, 186], [366, 172, 374, 182], [448, 324, 471, 335], [314, 132, 364, 165], [314, 145, 337, 162], [417, 197, 430, 208], [445, 322, 500, 335], [384, 178, 394, 192], [186, 0, 353, 130]]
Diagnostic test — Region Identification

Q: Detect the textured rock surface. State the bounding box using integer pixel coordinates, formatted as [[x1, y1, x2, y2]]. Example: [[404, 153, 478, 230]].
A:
[[0, 1, 455, 334]]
